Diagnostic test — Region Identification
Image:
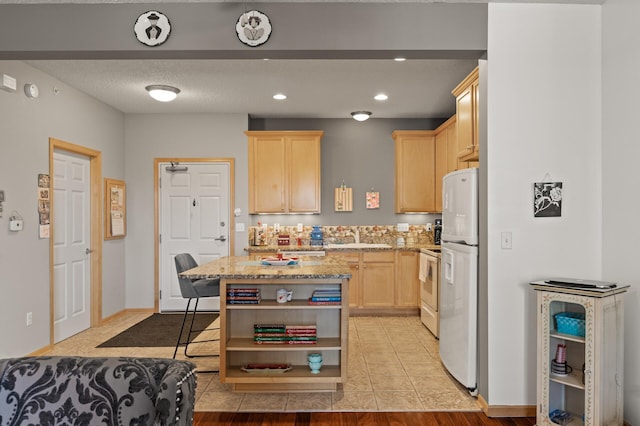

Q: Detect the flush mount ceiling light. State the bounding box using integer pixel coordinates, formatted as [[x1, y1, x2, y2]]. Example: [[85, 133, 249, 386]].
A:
[[374, 93, 388, 101], [145, 85, 180, 102], [351, 111, 371, 121], [273, 93, 287, 100]]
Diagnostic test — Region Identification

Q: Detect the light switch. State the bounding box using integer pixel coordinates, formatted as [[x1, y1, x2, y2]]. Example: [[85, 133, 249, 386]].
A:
[[235, 223, 245, 232], [501, 232, 512, 249]]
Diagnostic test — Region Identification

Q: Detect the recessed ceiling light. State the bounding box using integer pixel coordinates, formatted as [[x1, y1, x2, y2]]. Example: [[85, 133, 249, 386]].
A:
[[145, 85, 180, 102], [394, 57, 407, 62], [374, 94, 388, 101], [273, 93, 287, 100]]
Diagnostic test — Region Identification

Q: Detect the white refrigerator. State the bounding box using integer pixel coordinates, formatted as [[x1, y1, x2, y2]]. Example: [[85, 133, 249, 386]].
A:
[[439, 167, 479, 392]]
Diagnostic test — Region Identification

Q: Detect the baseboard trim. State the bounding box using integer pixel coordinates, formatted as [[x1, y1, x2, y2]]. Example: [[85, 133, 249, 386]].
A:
[[102, 308, 154, 324], [477, 394, 536, 418], [28, 345, 53, 356]]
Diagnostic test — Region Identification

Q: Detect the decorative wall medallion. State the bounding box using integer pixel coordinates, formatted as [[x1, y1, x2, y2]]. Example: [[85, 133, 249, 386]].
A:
[[134, 10, 171, 47], [236, 10, 272, 47]]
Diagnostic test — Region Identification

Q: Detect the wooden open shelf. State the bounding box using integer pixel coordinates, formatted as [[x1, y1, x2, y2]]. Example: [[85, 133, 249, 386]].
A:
[[220, 277, 349, 393]]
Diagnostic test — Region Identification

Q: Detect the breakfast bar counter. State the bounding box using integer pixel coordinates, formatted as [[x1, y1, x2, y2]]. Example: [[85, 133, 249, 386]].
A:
[[181, 256, 351, 392], [180, 255, 352, 281]]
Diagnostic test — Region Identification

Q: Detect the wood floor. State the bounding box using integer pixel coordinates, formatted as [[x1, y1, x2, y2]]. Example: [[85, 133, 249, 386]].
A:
[[193, 411, 537, 425]]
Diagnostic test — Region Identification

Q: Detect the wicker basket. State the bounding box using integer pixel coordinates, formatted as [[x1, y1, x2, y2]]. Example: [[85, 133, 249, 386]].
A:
[[554, 312, 585, 337]]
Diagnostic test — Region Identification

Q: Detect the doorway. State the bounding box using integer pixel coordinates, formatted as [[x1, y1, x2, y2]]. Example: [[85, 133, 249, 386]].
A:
[[155, 158, 235, 312], [49, 138, 102, 345]]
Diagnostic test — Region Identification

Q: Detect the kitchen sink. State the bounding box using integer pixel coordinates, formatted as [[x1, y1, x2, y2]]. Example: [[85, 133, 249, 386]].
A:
[[324, 243, 392, 249]]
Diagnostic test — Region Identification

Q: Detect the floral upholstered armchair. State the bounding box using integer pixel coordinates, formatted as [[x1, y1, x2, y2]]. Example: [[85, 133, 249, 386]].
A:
[[0, 356, 197, 426]]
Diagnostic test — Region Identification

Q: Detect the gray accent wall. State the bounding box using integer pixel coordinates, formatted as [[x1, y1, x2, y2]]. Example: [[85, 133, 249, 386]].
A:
[[249, 117, 447, 226]]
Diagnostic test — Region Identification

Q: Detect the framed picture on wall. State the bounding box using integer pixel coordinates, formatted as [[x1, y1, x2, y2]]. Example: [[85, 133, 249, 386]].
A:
[[533, 182, 562, 217], [105, 178, 126, 239]]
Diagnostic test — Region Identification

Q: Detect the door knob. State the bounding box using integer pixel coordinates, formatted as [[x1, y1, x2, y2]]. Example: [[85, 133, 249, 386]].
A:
[[215, 235, 227, 242], [85, 248, 94, 255]]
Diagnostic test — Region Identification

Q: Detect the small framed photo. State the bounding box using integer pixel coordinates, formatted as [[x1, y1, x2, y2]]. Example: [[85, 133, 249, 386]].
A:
[[534, 182, 562, 217]]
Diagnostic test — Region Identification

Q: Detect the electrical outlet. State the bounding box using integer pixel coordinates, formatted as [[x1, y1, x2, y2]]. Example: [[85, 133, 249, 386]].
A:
[[426, 223, 433, 232], [397, 223, 409, 232], [26, 312, 32, 326], [297, 223, 303, 232]]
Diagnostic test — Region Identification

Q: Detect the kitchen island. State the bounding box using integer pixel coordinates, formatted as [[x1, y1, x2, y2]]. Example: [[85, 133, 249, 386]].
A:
[[181, 255, 351, 392]]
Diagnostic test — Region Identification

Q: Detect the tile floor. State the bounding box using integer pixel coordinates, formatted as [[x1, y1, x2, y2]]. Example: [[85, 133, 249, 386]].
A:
[[45, 312, 479, 412]]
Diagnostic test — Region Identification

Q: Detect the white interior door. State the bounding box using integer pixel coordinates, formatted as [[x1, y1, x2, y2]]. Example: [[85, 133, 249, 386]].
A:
[[159, 162, 230, 311], [53, 150, 91, 343]]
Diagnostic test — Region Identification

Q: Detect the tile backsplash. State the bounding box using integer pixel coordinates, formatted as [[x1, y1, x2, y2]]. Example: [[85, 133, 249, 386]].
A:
[[248, 225, 434, 246]]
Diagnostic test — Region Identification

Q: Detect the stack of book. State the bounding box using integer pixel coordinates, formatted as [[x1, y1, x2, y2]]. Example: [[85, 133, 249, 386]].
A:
[[308, 289, 342, 305], [254, 323, 317, 344], [227, 287, 261, 304]]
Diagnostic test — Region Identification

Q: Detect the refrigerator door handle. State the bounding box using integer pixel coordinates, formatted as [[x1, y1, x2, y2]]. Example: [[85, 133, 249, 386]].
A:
[[443, 250, 454, 284]]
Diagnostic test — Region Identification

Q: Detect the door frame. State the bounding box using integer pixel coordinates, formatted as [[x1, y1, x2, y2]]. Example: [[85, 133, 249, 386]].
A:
[[49, 137, 103, 346], [154, 157, 235, 312]]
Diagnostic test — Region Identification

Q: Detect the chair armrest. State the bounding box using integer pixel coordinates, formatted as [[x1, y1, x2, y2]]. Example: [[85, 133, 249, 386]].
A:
[[154, 359, 197, 426]]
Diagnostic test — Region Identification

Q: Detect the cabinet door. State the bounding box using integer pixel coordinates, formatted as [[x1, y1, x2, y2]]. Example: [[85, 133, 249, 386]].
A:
[[472, 79, 479, 158], [393, 131, 436, 213], [395, 251, 419, 307], [328, 251, 360, 308], [249, 135, 286, 213], [288, 134, 321, 213], [361, 252, 395, 307], [435, 129, 448, 213], [456, 85, 474, 160], [445, 119, 458, 174]]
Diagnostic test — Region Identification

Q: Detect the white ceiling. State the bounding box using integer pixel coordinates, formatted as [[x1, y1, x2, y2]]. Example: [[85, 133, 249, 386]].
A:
[[26, 58, 480, 119], [17, 0, 603, 119]]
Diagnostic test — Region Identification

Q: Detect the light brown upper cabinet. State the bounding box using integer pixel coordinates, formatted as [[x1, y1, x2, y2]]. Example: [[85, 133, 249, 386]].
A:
[[392, 130, 437, 213], [452, 66, 479, 164], [434, 116, 456, 212], [246, 131, 323, 214]]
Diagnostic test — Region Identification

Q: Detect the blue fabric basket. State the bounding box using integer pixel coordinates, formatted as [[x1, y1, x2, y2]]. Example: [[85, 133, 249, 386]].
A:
[[555, 312, 585, 337]]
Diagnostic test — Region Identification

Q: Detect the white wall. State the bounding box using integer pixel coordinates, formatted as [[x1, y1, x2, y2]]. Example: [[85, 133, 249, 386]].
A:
[[123, 114, 248, 308], [0, 61, 125, 356], [602, 1, 640, 424], [486, 4, 602, 405]]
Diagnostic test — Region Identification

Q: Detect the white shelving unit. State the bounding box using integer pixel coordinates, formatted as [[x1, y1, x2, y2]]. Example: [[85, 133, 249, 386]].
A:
[[220, 279, 348, 392], [530, 281, 627, 425]]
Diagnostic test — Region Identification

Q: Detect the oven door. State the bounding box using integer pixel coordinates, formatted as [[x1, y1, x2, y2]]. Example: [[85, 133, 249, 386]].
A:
[[420, 252, 440, 337]]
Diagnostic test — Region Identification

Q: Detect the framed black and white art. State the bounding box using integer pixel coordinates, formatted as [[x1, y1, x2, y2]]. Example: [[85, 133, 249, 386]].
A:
[[236, 10, 272, 47], [134, 10, 171, 47], [533, 182, 563, 217]]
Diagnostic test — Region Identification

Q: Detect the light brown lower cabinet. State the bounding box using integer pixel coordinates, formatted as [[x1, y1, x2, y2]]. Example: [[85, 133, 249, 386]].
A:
[[361, 252, 395, 307], [395, 251, 420, 307], [328, 250, 418, 314]]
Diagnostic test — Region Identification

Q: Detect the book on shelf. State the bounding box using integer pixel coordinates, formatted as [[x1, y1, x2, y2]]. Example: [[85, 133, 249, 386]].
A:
[[228, 300, 260, 304], [255, 336, 317, 340], [253, 332, 287, 337], [310, 296, 341, 302], [228, 288, 260, 293], [254, 323, 286, 328], [311, 290, 342, 296], [285, 324, 317, 329], [312, 288, 341, 293], [284, 331, 317, 336], [227, 295, 262, 300], [308, 298, 341, 305], [253, 337, 317, 345], [227, 292, 261, 297]]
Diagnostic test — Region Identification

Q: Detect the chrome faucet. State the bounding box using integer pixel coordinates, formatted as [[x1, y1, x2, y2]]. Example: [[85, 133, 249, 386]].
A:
[[354, 229, 360, 244]]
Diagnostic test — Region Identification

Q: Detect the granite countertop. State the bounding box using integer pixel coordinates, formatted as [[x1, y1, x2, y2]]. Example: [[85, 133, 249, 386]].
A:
[[245, 243, 441, 253], [180, 255, 351, 280]]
